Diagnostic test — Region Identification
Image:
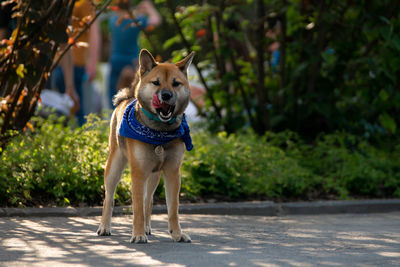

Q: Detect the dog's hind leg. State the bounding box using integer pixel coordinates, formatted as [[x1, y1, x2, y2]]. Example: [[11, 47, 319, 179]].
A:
[[97, 147, 127, 236], [144, 172, 161, 235]]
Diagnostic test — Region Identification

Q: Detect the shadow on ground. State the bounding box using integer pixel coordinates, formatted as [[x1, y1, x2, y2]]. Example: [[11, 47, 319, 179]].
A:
[[0, 213, 400, 266]]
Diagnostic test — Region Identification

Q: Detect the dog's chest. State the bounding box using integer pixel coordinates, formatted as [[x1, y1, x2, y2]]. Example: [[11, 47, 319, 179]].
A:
[[130, 138, 185, 173]]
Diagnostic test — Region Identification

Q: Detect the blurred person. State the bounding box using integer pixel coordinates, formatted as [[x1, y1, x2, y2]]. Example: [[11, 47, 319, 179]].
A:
[[59, 49, 80, 115], [51, 0, 101, 125], [266, 22, 281, 72], [108, 0, 161, 108]]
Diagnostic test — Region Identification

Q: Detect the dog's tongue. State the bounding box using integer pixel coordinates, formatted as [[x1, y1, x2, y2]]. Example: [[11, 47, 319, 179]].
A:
[[152, 93, 170, 112], [152, 93, 162, 108]]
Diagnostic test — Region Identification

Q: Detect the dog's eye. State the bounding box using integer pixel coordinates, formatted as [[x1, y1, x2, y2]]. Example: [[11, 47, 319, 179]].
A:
[[172, 81, 181, 87], [152, 80, 160, 86]]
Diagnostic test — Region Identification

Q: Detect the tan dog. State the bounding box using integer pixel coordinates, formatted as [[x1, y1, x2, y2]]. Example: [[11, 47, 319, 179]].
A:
[[97, 49, 194, 243]]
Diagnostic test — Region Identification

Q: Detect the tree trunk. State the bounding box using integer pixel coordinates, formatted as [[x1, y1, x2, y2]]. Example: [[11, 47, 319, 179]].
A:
[[278, 2, 287, 112], [254, 0, 269, 134]]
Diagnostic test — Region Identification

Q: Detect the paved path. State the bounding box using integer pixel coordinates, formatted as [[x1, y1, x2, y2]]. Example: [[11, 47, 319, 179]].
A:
[[1, 212, 400, 266]]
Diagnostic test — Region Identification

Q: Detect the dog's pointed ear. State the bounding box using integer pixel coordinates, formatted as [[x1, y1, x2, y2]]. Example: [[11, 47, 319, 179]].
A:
[[139, 49, 157, 76], [176, 51, 195, 76]]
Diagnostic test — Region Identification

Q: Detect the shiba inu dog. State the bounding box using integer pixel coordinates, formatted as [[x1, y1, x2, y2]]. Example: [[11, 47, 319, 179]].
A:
[[97, 49, 195, 243]]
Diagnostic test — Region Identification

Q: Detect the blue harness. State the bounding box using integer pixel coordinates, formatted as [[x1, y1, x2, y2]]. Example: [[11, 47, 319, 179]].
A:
[[119, 100, 193, 151]]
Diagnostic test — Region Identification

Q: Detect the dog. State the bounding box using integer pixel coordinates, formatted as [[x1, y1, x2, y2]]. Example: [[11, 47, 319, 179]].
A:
[[97, 49, 195, 243]]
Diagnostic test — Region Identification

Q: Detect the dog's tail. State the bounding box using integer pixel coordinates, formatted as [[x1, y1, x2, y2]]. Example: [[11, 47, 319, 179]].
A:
[[112, 88, 134, 107], [112, 71, 139, 107]]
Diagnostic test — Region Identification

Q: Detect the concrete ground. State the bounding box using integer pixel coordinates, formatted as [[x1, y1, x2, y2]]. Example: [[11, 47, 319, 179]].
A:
[[1, 212, 400, 267]]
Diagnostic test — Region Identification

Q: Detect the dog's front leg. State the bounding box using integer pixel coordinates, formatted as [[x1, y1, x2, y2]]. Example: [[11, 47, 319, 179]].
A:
[[164, 167, 191, 243], [97, 147, 127, 236], [130, 170, 148, 243], [127, 140, 149, 244]]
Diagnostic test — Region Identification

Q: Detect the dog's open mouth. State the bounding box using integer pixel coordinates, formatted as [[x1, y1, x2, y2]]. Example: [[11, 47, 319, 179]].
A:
[[152, 94, 175, 121], [156, 104, 175, 121]]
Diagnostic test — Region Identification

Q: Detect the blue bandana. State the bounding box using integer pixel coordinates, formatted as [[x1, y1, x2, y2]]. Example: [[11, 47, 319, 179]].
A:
[[119, 100, 193, 151]]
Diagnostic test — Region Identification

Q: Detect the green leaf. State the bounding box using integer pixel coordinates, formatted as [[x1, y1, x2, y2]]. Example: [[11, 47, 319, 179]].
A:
[[321, 50, 336, 65], [163, 35, 180, 50], [378, 89, 389, 101], [392, 35, 400, 51], [379, 16, 391, 25], [379, 113, 396, 134], [380, 26, 391, 41], [16, 64, 27, 78]]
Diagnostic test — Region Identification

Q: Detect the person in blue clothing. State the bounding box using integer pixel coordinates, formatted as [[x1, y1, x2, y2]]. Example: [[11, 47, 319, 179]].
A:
[[108, 0, 161, 108], [266, 22, 281, 73]]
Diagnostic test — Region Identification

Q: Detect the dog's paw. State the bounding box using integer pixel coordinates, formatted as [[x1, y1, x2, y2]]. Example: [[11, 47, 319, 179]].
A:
[[145, 225, 152, 235], [130, 234, 148, 244], [170, 231, 191, 243], [97, 224, 111, 236]]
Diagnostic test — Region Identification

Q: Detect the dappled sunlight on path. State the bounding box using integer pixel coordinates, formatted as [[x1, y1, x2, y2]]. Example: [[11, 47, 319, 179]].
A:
[[0, 213, 400, 266]]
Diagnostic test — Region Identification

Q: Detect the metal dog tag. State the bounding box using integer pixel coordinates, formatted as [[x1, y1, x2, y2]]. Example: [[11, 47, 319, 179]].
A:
[[154, 145, 164, 156]]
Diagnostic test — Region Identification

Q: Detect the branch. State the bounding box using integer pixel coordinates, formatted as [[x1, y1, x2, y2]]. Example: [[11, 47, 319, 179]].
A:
[[0, 0, 64, 76], [254, 0, 269, 133], [278, 3, 287, 111], [229, 54, 257, 130], [166, 0, 222, 119], [123, 6, 159, 55], [0, 0, 31, 92], [0, 81, 24, 135], [307, 0, 327, 94]]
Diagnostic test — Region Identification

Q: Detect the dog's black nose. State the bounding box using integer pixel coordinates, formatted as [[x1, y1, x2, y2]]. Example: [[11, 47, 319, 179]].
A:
[[161, 90, 173, 101]]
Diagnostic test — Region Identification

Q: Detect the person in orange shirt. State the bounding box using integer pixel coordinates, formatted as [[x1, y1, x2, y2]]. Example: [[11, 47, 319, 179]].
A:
[[51, 0, 101, 125]]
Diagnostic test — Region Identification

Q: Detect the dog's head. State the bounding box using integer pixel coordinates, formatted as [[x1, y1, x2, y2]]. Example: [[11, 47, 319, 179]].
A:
[[135, 49, 195, 123]]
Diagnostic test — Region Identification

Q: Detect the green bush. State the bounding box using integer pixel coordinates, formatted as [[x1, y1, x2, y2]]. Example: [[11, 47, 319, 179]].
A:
[[1, 115, 399, 207], [267, 131, 400, 199], [0, 114, 131, 207], [181, 131, 320, 201], [306, 133, 400, 199]]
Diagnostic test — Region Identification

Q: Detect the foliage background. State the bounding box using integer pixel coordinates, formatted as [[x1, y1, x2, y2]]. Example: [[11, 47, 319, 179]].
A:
[[1, 0, 400, 207], [141, 0, 400, 140], [1, 116, 399, 207]]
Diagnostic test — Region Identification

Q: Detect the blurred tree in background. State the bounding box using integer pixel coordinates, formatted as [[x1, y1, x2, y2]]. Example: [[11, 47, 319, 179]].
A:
[[1, 0, 400, 206], [0, 0, 111, 153], [151, 0, 400, 141], [1, 0, 399, 150]]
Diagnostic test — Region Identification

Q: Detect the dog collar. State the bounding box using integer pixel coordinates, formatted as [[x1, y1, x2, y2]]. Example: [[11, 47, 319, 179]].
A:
[[119, 100, 193, 151], [141, 107, 177, 125]]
